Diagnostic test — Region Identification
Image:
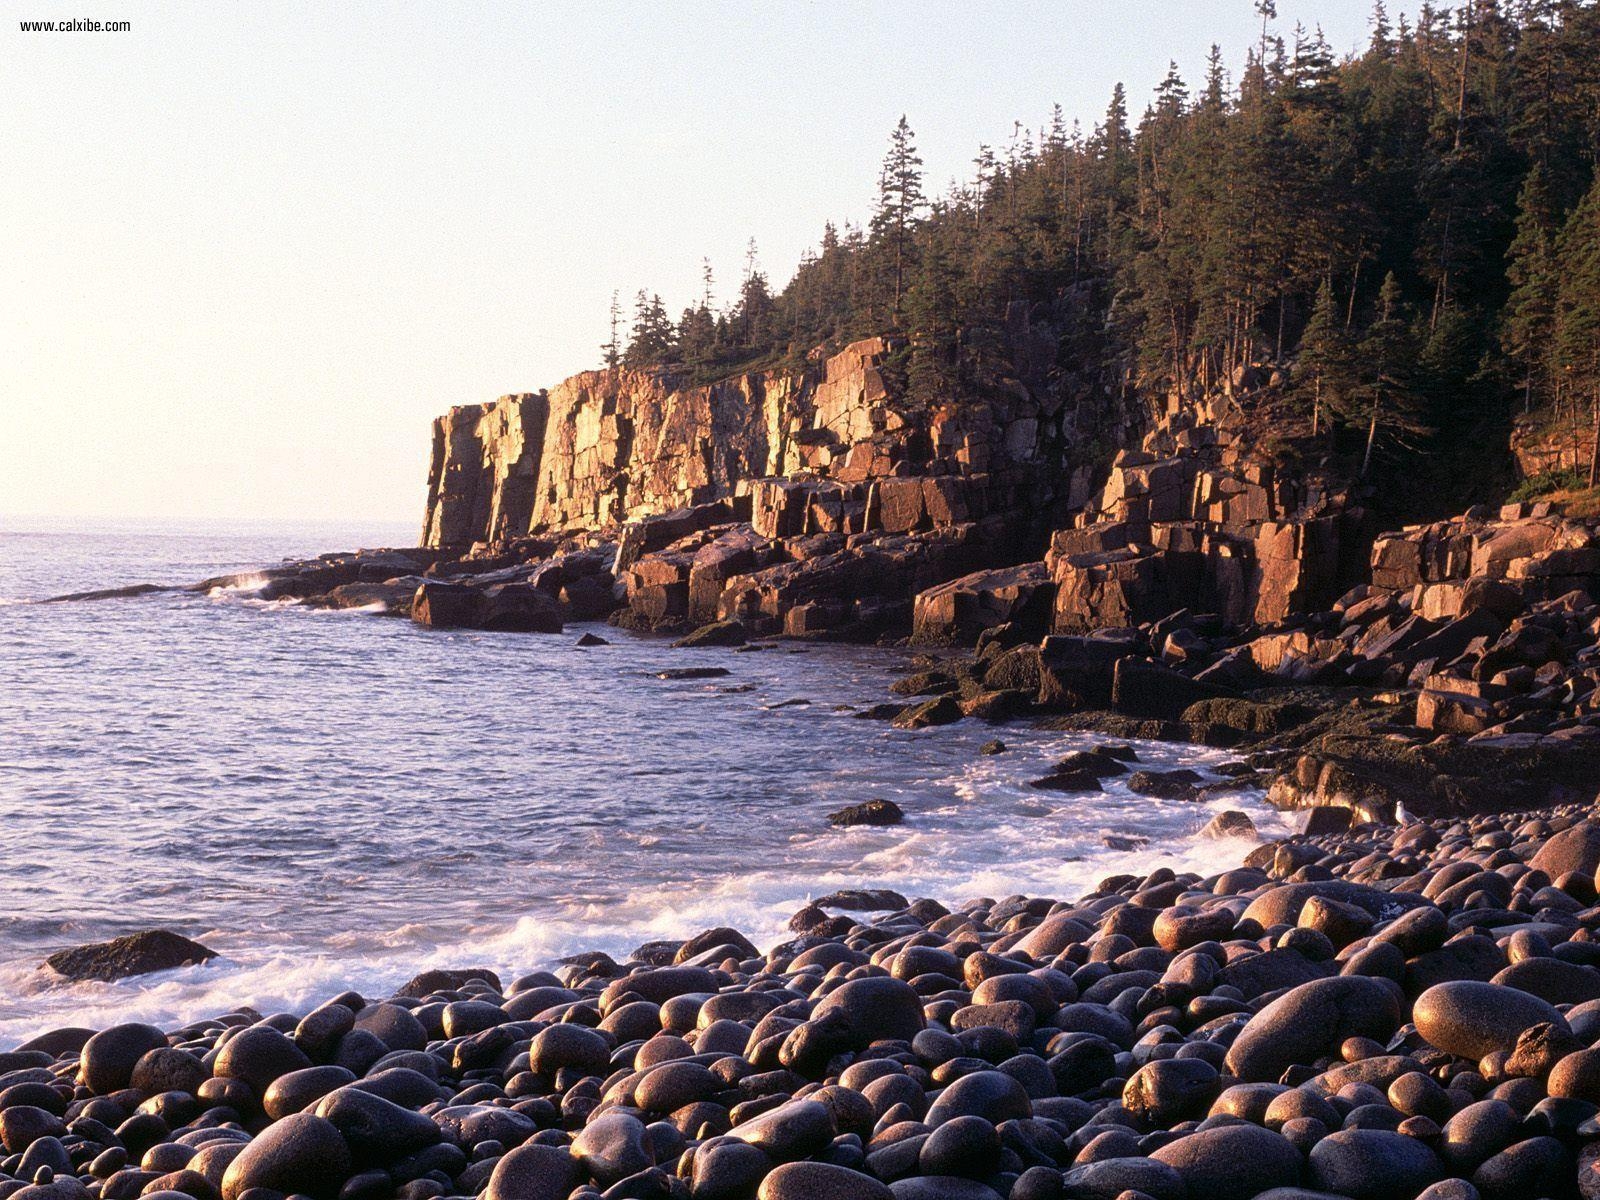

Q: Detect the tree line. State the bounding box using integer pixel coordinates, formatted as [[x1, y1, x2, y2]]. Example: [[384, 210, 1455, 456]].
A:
[[607, 1, 1600, 491]]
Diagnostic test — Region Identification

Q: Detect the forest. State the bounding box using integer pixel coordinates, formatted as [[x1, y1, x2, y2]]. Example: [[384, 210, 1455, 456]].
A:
[[606, 2, 1600, 503]]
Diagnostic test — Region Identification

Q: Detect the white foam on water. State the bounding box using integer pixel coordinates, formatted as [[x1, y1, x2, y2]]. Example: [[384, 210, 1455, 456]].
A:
[[0, 750, 1289, 1046]]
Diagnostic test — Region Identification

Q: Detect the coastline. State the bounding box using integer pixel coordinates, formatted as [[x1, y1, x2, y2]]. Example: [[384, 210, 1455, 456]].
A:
[[5, 790, 1599, 1199]]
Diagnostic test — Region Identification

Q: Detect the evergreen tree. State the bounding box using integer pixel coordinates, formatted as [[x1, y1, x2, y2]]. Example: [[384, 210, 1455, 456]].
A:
[[625, 290, 675, 366], [1354, 272, 1430, 475], [601, 290, 622, 372], [871, 116, 926, 321], [1554, 174, 1600, 484], [1501, 163, 1560, 412], [1297, 278, 1354, 435]]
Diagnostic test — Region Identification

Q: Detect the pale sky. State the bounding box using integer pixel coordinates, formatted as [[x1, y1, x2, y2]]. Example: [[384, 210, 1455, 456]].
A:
[[4, 0, 1392, 525]]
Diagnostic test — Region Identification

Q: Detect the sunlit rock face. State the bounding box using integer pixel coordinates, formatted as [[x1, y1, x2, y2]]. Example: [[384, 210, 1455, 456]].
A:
[[420, 336, 1072, 551]]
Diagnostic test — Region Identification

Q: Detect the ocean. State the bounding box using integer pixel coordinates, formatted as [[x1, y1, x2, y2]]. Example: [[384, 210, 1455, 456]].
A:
[[0, 515, 1287, 1047]]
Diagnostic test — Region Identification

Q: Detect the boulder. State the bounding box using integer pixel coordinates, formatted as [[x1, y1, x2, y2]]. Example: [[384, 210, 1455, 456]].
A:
[[43, 930, 216, 982]]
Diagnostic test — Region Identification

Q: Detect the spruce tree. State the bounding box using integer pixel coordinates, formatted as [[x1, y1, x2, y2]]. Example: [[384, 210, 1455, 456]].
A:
[[1501, 163, 1559, 412], [871, 116, 926, 321], [1554, 174, 1600, 484], [1354, 272, 1429, 476], [1298, 278, 1353, 435]]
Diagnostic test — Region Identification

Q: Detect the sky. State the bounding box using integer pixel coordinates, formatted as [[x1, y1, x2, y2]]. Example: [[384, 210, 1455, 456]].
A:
[[3, 0, 1399, 525]]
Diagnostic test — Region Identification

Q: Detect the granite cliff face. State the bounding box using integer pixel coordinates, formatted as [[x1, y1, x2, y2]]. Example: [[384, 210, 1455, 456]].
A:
[[421, 338, 1089, 551], [415, 336, 1389, 643]]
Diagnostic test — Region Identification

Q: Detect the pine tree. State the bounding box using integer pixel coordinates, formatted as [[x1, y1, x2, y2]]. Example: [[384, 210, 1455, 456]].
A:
[[1554, 174, 1600, 484], [871, 116, 926, 320], [601, 290, 622, 372], [1354, 272, 1430, 475], [1298, 278, 1353, 435], [625, 290, 676, 367], [1502, 163, 1560, 412]]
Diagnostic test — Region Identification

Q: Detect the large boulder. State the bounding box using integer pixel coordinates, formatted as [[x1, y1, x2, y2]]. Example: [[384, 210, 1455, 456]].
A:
[[1413, 981, 1569, 1059], [220, 1112, 352, 1200], [1226, 976, 1404, 1083], [43, 930, 216, 982]]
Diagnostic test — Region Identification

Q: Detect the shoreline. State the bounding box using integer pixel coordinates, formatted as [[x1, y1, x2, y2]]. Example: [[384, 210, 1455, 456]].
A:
[[5, 797, 1599, 1199]]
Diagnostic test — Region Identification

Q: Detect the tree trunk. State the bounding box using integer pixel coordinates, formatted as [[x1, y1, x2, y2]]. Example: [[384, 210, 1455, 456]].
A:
[[1590, 380, 1600, 489], [1362, 394, 1381, 478]]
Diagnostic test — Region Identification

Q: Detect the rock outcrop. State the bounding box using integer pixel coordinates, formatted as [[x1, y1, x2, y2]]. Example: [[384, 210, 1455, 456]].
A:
[[43, 930, 217, 982], [419, 334, 1124, 639], [421, 338, 1073, 551]]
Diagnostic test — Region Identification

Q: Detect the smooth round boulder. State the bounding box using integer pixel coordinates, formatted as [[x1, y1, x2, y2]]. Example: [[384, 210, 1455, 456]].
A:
[[1149, 1124, 1302, 1200], [311, 1085, 440, 1165], [729, 1099, 835, 1161], [220, 1112, 352, 1200], [759, 1161, 894, 1199], [693, 1139, 771, 1200], [635, 1060, 721, 1113], [262, 1066, 357, 1119], [1226, 976, 1402, 1083], [918, 1115, 1001, 1178], [1060, 1158, 1184, 1200], [214, 1025, 313, 1095], [79, 1024, 168, 1094], [924, 1070, 1031, 1127], [1549, 1048, 1600, 1102], [1308, 1129, 1443, 1200], [571, 1111, 652, 1185], [0, 1106, 66, 1154], [351, 1002, 428, 1052], [811, 977, 926, 1045], [1413, 982, 1567, 1060], [129, 1047, 208, 1096], [483, 1141, 580, 1200], [1123, 1057, 1220, 1125], [527, 1022, 611, 1077]]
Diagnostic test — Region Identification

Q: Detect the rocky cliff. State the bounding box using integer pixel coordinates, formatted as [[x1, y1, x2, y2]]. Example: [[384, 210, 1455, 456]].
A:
[[421, 337, 1099, 551], [416, 330, 1392, 643]]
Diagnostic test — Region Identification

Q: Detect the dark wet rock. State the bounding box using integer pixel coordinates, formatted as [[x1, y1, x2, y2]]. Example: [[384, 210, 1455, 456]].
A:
[[1308, 1129, 1444, 1200], [352, 1001, 429, 1051], [572, 1111, 653, 1185], [758, 1161, 894, 1199], [220, 1111, 352, 1200], [1201, 809, 1258, 839], [923, 1070, 1031, 1126], [262, 1064, 358, 1119], [731, 1098, 835, 1161], [78, 1023, 169, 1094], [1227, 976, 1403, 1083], [394, 966, 502, 997], [214, 1025, 313, 1095], [891, 697, 964, 729], [482, 1141, 580, 1200], [1060, 1158, 1185, 1199], [827, 799, 904, 827], [575, 631, 610, 646], [1125, 768, 1203, 800], [527, 1022, 612, 1076], [311, 1085, 440, 1165], [674, 619, 748, 648], [43, 930, 216, 982], [1123, 1057, 1220, 1125], [813, 976, 926, 1045], [815, 888, 909, 911], [1413, 980, 1568, 1059], [1149, 1124, 1303, 1200]]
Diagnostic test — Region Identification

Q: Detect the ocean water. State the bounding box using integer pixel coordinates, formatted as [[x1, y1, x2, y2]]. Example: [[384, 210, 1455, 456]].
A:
[[0, 516, 1290, 1047]]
